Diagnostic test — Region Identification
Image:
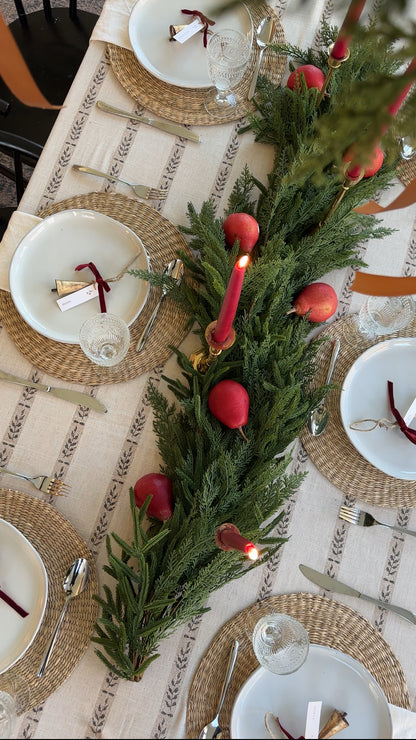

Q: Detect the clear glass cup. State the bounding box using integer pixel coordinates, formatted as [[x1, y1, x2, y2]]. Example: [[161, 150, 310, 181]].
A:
[[342, 295, 415, 348], [79, 312, 130, 366], [399, 135, 416, 160], [204, 28, 251, 118], [251, 612, 310, 675], [0, 678, 28, 740]]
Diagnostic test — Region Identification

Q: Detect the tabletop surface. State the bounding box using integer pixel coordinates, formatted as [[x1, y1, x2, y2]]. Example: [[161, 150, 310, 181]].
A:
[[1, 1, 416, 738]]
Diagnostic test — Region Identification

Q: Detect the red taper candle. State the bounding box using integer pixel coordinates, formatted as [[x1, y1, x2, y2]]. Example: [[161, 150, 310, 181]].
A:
[[213, 255, 249, 344], [215, 523, 259, 560], [332, 0, 366, 60]]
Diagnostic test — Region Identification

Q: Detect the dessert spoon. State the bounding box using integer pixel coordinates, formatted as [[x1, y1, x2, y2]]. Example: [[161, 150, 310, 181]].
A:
[[198, 639, 239, 739], [248, 16, 275, 100], [136, 258, 184, 352], [37, 557, 89, 677], [307, 339, 340, 436]]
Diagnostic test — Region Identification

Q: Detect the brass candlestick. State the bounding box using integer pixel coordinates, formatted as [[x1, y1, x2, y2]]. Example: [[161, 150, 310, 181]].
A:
[[320, 162, 364, 224], [316, 45, 350, 107], [190, 320, 235, 373]]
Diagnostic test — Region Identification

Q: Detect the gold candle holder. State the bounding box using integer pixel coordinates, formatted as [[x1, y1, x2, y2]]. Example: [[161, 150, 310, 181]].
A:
[[316, 44, 350, 107], [320, 162, 364, 224], [190, 320, 235, 373]]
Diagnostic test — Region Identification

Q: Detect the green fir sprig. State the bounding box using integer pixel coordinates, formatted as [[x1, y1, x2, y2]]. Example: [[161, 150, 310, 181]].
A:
[[93, 16, 404, 680]]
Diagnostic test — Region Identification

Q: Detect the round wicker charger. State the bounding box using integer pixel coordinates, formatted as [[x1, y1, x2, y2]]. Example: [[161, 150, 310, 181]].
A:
[[186, 592, 410, 739], [0, 488, 98, 710], [107, 3, 286, 126], [398, 154, 416, 187], [0, 192, 191, 384], [300, 315, 416, 508]]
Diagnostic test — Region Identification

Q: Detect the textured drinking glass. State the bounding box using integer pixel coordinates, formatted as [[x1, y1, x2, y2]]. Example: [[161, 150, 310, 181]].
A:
[[79, 313, 130, 366], [0, 691, 17, 740], [342, 295, 415, 348], [252, 613, 309, 675], [204, 28, 251, 118]]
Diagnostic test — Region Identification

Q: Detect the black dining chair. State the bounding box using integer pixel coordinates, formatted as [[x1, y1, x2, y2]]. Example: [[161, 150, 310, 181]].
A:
[[0, 1, 98, 236]]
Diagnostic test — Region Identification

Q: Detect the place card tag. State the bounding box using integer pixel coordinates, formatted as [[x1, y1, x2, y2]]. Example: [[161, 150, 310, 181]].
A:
[[174, 18, 204, 43], [404, 396, 416, 426], [304, 701, 322, 739], [56, 283, 99, 312]]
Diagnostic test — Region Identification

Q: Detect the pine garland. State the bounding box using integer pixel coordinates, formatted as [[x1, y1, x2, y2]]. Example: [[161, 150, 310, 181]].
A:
[[92, 16, 407, 681]]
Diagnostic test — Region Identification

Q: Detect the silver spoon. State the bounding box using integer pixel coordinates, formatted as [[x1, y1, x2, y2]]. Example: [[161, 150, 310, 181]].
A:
[[307, 338, 340, 437], [37, 557, 89, 678], [248, 16, 275, 100], [135, 258, 184, 352], [199, 639, 239, 739]]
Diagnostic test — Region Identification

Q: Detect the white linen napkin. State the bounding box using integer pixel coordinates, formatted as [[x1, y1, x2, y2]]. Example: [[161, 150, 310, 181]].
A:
[[390, 703, 416, 738], [0, 211, 41, 292], [90, 0, 136, 49]]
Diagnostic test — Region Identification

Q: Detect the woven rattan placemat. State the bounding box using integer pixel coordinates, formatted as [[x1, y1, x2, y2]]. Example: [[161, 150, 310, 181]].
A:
[[0, 192, 191, 384], [186, 592, 410, 739], [0, 488, 98, 710], [398, 155, 416, 186], [107, 3, 286, 126], [300, 315, 416, 508]]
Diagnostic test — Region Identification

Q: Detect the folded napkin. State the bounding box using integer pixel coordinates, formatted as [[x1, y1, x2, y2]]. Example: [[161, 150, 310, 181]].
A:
[[0, 211, 41, 292], [90, 0, 136, 50], [390, 703, 416, 738]]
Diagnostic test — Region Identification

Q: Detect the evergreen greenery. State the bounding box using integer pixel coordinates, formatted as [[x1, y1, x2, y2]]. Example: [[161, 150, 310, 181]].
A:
[[92, 13, 409, 680]]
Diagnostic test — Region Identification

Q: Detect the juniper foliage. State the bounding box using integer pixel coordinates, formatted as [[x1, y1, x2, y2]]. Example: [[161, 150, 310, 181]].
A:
[[93, 15, 406, 680]]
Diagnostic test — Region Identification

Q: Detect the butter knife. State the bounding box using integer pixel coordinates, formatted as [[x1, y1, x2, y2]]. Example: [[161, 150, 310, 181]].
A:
[[0, 369, 107, 414], [96, 101, 200, 143], [299, 564, 416, 625]]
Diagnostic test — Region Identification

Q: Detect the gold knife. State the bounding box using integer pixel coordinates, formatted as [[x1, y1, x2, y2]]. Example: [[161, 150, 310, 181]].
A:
[[96, 100, 200, 143], [0, 369, 107, 413]]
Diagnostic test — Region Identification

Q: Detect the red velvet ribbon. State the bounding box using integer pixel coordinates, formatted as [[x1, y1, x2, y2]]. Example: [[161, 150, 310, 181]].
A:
[[0, 586, 29, 618], [75, 261, 110, 313], [387, 380, 416, 445], [181, 8, 215, 46]]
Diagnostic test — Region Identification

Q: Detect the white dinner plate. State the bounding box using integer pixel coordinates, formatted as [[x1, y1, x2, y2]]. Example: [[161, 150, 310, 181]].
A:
[[128, 0, 253, 88], [230, 644, 392, 739], [340, 338, 416, 480], [0, 518, 48, 674], [9, 209, 150, 344]]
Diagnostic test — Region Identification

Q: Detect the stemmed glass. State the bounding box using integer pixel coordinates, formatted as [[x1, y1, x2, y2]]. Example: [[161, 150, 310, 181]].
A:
[[342, 295, 415, 348], [0, 677, 29, 739], [79, 312, 130, 367], [250, 612, 310, 675], [204, 28, 251, 118]]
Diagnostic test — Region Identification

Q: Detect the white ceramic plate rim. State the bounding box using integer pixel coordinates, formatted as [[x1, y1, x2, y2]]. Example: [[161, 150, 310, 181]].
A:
[[340, 338, 416, 479], [230, 643, 392, 739], [0, 518, 48, 674], [128, 0, 253, 89], [9, 209, 150, 344]]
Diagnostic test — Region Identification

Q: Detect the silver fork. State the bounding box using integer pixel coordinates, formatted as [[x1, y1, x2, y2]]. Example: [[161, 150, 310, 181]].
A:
[[339, 505, 416, 537], [72, 164, 168, 200], [0, 466, 70, 496]]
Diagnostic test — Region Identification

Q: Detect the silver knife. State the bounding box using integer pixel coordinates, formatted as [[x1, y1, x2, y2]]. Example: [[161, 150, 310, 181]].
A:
[[0, 369, 107, 414], [96, 101, 200, 143], [299, 563, 416, 625]]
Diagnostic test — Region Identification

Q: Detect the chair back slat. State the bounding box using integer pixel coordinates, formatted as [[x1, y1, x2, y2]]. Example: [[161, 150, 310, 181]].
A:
[[13, 1, 78, 22]]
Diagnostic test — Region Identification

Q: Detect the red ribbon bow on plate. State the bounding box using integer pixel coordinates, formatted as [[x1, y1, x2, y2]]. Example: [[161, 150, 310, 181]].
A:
[[387, 380, 416, 445], [75, 261, 110, 313]]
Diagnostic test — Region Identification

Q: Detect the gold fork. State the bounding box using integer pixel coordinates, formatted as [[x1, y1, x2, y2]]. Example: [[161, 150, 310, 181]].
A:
[[339, 505, 416, 537], [72, 164, 168, 200], [0, 466, 70, 496]]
